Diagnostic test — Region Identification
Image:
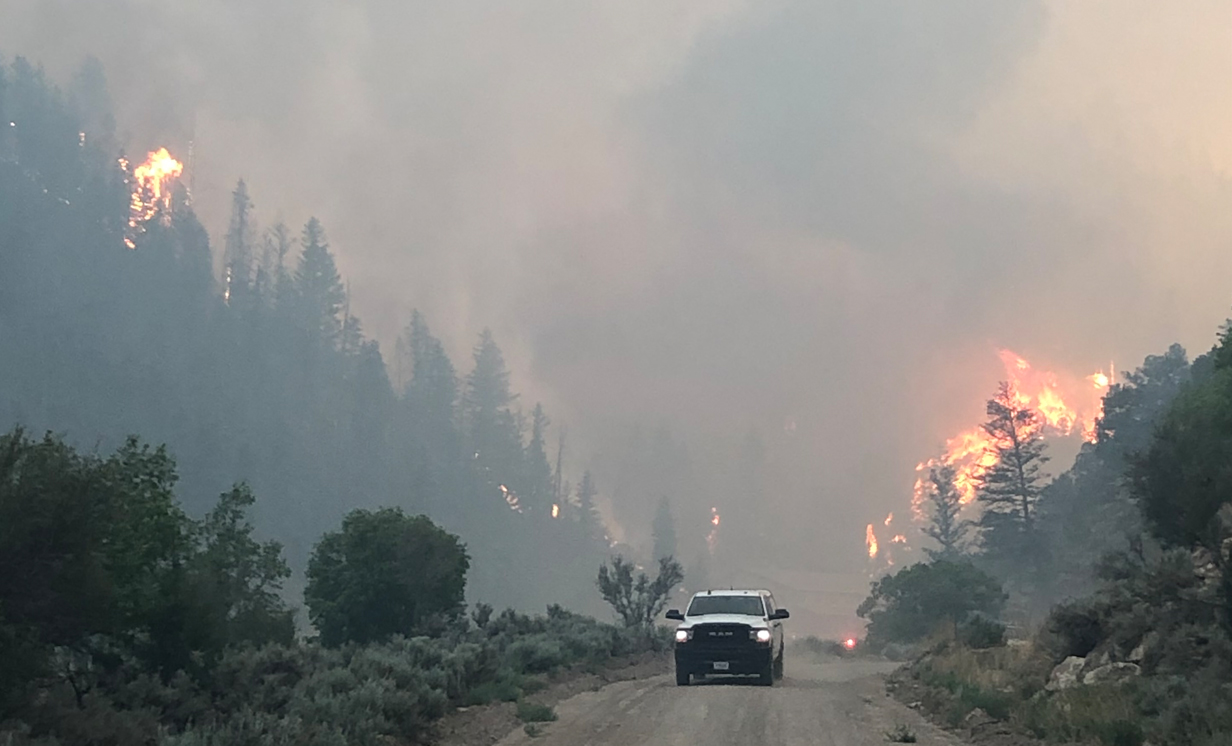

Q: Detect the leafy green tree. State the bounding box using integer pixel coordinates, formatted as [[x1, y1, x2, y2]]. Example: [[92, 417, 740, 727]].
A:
[[1134, 339, 1232, 550], [305, 508, 469, 645], [191, 484, 296, 648], [596, 555, 684, 630], [1036, 345, 1190, 602], [857, 560, 1006, 646], [923, 465, 971, 560], [652, 496, 677, 562]]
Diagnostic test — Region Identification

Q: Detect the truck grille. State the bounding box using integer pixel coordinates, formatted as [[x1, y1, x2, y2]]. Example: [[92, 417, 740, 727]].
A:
[[691, 623, 752, 651]]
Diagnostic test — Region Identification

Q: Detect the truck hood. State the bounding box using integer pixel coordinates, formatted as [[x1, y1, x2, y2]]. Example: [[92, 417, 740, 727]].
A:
[[679, 613, 767, 628]]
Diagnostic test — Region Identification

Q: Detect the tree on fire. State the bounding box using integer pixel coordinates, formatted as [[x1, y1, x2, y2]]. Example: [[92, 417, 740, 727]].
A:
[[0, 56, 617, 615], [975, 382, 1050, 581], [923, 464, 972, 560]]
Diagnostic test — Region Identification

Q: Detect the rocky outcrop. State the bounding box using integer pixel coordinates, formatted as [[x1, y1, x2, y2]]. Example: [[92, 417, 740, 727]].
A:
[[1084, 662, 1141, 686], [1046, 656, 1087, 691]]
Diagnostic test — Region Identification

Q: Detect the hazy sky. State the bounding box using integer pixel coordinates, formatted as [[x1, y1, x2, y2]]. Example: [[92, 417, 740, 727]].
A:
[[5, 0, 1231, 569]]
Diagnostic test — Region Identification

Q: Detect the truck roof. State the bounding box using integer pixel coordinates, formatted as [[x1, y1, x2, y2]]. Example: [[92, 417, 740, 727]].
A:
[[692, 589, 766, 597]]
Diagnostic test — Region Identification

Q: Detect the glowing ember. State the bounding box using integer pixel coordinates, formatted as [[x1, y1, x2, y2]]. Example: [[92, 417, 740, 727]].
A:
[[124, 147, 183, 248], [499, 484, 523, 513], [866, 524, 879, 559], [911, 349, 1112, 520], [706, 507, 721, 555], [844, 638, 857, 650]]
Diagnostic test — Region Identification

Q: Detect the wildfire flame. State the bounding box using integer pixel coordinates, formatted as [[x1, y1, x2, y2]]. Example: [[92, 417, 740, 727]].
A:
[[866, 524, 879, 559], [706, 507, 721, 555], [499, 484, 523, 513], [124, 148, 183, 248], [551, 503, 560, 519], [911, 349, 1113, 519], [884, 512, 893, 527]]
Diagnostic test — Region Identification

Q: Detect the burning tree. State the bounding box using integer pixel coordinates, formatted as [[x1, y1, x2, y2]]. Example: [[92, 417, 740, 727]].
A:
[[976, 382, 1050, 577], [923, 464, 972, 560]]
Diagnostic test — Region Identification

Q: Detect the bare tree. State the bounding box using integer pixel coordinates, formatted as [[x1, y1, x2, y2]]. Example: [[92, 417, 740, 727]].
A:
[[597, 555, 684, 629]]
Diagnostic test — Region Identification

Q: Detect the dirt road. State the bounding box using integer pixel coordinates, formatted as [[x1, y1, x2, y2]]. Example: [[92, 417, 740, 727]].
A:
[[495, 657, 968, 746]]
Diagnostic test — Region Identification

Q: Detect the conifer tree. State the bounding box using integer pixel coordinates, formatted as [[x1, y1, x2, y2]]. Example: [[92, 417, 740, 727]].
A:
[[576, 471, 602, 542], [652, 495, 678, 562], [525, 404, 554, 514], [294, 217, 345, 349], [923, 464, 971, 560], [223, 180, 255, 307], [976, 382, 1050, 578]]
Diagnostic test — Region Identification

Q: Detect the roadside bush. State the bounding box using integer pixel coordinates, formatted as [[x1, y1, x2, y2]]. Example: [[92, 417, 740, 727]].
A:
[[515, 701, 557, 723], [858, 560, 1006, 647], [505, 637, 567, 674], [957, 614, 1006, 649], [1017, 685, 1143, 746]]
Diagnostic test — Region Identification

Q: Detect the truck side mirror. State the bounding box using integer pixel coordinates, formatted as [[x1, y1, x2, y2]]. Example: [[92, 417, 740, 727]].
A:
[[771, 609, 790, 620], [665, 609, 685, 621]]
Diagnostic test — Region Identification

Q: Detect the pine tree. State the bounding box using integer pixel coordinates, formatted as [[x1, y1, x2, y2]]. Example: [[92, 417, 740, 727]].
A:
[[923, 465, 971, 560], [652, 496, 677, 562], [976, 382, 1050, 576], [293, 218, 345, 350], [223, 180, 255, 307], [463, 329, 522, 489], [404, 311, 458, 433], [525, 404, 554, 515], [576, 471, 602, 542], [265, 222, 295, 312]]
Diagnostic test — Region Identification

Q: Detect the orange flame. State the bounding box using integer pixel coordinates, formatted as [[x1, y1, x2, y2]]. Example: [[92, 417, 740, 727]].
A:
[[499, 484, 523, 513], [706, 507, 721, 555], [551, 503, 560, 518], [866, 524, 879, 559], [911, 349, 1112, 519], [124, 147, 183, 248]]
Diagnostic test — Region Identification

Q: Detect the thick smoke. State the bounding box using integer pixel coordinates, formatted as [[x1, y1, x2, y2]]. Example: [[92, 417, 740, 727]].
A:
[[4, 0, 1231, 578]]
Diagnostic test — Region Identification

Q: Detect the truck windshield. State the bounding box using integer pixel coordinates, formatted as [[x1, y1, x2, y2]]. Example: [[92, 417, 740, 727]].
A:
[[686, 595, 765, 617]]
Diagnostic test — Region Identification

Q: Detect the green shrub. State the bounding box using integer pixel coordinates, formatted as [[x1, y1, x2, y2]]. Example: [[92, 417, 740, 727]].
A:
[[516, 701, 558, 723], [958, 614, 1006, 649], [505, 637, 567, 674]]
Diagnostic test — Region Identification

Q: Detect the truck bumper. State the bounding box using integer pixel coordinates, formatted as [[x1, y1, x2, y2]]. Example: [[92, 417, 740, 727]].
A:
[[674, 646, 772, 676]]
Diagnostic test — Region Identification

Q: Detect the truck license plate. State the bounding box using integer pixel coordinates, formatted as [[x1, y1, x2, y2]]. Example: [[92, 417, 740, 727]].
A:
[[712, 661, 729, 671]]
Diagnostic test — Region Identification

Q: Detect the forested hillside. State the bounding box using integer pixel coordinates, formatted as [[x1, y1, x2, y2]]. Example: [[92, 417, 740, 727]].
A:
[[0, 56, 616, 613]]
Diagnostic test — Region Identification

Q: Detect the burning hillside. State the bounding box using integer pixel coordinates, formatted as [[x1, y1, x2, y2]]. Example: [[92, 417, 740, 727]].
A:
[[910, 349, 1111, 521]]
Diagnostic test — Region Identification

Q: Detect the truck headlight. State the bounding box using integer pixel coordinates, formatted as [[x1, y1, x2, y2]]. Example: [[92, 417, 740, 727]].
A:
[[752, 629, 772, 643], [675, 629, 691, 643]]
